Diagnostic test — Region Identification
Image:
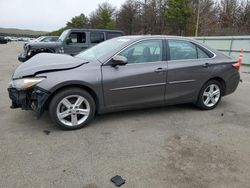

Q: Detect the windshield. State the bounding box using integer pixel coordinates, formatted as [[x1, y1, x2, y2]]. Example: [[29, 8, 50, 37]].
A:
[[75, 37, 131, 61], [58, 30, 69, 42], [33, 36, 44, 42]]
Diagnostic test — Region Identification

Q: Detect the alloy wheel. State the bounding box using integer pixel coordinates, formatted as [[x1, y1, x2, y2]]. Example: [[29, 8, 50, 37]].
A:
[[56, 95, 90, 126], [202, 84, 221, 107]]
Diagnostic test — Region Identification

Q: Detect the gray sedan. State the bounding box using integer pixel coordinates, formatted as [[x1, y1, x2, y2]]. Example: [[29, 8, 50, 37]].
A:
[[8, 36, 240, 130]]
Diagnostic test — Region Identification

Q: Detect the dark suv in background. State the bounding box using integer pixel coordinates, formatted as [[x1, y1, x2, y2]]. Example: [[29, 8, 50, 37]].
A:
[[18, 29, 124, 62]]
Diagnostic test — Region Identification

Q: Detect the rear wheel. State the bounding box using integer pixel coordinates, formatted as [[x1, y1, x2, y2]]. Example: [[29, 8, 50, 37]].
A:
[[49, 88, 95, 130], [196, 80, 222, 110]]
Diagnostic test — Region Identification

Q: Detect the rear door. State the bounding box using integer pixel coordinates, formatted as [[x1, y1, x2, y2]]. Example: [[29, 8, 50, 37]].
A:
[[102, 39, 168, 109], [165, 39, 215, 103]]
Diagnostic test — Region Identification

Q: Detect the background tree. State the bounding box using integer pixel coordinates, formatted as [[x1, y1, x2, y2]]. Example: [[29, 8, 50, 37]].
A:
[[165, 0, 192, 35], [66, 14, 88, 28], [117, 0, 142, 34], [220, 0, 241, 26], [188, 0, 218, 36], [239, 0, 250, 33], [89, 2, 116, 29], [48, 0, 250, 36]]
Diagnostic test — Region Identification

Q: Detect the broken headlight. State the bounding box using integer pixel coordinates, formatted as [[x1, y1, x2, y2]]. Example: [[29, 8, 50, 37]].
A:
[[9, 77, 45, 90]]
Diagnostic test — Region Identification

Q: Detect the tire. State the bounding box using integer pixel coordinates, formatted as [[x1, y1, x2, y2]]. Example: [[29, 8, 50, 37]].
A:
[[49, 88, 96, 130], [196, 80, 222, 110]]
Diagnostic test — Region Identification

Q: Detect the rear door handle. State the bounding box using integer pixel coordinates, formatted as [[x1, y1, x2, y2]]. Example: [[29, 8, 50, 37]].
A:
[[203, 63, 211, 68], [154, 67, 167, 72]]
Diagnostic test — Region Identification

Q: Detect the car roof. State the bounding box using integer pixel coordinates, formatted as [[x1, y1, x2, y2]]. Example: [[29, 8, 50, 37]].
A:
[[116, 35, 197, 41], [66, 28, 124, 33], [116, 35, 216, 51]]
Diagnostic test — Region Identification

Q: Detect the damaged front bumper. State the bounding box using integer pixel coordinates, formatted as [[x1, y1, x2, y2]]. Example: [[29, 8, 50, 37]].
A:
[[8, 87, 50, 117], [18, 52, 28, 62]]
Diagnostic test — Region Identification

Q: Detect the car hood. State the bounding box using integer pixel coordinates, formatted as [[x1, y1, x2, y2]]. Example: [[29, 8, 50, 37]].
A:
[[27, 41, 61, 48], [13, 53, 88, 79]]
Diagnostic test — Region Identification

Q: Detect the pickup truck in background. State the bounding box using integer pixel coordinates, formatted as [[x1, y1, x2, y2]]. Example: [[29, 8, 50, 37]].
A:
[[18, 29, 124, 62]]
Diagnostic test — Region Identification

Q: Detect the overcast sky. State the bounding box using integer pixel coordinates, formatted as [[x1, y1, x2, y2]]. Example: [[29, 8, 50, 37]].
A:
[[0, 0, 126, 31]]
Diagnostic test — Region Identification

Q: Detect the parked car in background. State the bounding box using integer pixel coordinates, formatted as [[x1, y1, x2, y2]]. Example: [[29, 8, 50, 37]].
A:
[[18, 29, 124, 62], [0, 36, 8, 44], [4, 36, 12, 42], [18, 37, 34, 42], [8, 35, 241, 130], [30, 36, 59, 43]]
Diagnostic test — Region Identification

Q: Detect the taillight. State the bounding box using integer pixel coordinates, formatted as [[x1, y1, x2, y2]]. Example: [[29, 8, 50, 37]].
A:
[[232, 49, 243, 71]]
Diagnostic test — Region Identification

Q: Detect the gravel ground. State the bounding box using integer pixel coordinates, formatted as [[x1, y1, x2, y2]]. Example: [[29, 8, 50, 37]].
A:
[[0, 42, 250, 188]]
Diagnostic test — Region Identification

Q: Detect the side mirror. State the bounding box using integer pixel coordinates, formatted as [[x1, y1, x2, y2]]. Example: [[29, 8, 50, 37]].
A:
[[111, 55, 128, 67]]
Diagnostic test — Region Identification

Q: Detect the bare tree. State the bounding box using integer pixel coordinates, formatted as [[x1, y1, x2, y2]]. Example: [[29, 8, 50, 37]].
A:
[[50, 0, 250, 36]]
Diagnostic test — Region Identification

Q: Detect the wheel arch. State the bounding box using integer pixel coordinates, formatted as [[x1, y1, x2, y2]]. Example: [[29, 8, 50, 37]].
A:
[[205, 77, 226, 96], [44, 82, 99, 112]]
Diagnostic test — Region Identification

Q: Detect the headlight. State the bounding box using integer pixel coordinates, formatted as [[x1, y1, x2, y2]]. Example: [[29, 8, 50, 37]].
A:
[[10, 77, 45, 90], [58, 47, 64, 53]]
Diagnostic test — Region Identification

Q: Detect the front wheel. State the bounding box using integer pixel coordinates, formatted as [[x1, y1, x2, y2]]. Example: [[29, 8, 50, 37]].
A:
[[49, 88, 96, 130], [196, 80, 222, 110]]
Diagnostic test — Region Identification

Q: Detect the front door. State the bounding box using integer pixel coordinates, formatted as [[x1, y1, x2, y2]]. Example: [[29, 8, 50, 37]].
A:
[[64, 31, 88, 55], [102, 39, 167, 109]]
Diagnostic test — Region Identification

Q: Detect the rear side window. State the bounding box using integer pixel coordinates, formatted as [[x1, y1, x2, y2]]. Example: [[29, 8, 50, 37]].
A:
[[197, 47, 209, 58], [168, 40, 211, 60], [107, 32, 123, 39], [90, 32, 104, 44]]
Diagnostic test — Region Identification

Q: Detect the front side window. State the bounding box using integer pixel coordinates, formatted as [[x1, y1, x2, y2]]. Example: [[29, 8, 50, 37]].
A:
[[119, 40, 163, 64], [90, 32, 104, 43], [67, 32, 86, 44], [168, 39, 211, 60]]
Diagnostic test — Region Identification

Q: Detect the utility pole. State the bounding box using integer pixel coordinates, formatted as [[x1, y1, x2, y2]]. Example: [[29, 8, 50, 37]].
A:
[[195, 0, 200, 36]]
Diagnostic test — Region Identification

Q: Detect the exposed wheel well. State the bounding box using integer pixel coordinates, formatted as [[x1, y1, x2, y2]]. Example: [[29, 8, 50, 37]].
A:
[[206, 77, 226, 96], [44, 84, 99, 112]]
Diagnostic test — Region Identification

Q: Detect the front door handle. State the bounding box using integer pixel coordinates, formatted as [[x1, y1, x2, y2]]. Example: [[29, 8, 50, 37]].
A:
[[154, 67, 167, 72], [203, 63, 211, 68]]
